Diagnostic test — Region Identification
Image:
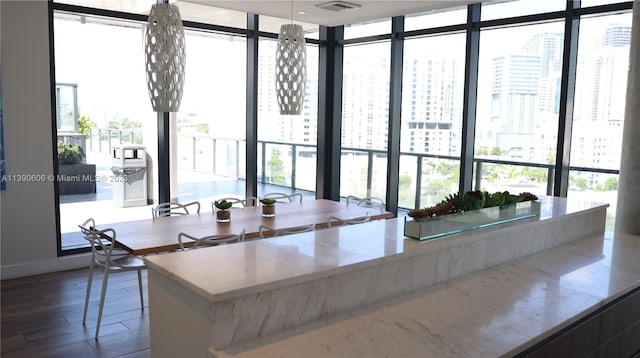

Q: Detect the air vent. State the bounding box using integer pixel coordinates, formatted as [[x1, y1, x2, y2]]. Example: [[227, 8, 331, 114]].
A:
[[316, 1, 361, 12]]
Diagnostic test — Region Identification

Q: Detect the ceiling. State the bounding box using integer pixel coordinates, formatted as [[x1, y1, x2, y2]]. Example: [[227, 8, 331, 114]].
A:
[[179, 0, 479, 27]]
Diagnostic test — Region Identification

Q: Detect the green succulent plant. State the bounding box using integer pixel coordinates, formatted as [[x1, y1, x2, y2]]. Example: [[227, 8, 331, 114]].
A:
[[260, 198, 276, 206], [412, 190, 539, 220], [214, 199, 233, 211]]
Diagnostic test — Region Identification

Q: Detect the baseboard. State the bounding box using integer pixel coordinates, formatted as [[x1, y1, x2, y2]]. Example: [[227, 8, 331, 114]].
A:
[[1, 253, 90, 280]]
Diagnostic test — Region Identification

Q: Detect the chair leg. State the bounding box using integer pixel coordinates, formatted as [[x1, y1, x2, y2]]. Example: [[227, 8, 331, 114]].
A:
[[137, 270, 144, 310], [82, 261, 95, 325], [94, 269, 110, 339]]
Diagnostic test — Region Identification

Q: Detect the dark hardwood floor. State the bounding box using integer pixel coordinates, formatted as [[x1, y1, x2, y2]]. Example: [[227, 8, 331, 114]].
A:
[[1, 267, 150, 357]]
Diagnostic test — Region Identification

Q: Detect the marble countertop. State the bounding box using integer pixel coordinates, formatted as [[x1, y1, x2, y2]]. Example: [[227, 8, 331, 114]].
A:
[[211, 231, 640, 357], [144, 196, 608, 303]]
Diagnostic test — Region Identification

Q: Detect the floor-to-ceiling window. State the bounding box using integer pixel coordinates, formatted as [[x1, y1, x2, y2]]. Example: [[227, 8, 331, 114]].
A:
[[400, 31, 466, 209], [54, 13, 157, 250], [175, 30, 247, 205], [569, 11, 632, 229], [257, 21, 319, 199], [341, 40, 391, 200], [474, 20, 565, 195]]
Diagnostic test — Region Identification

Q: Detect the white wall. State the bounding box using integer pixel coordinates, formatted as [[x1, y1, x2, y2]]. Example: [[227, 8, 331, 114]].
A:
[[1, 1, 89, 279]]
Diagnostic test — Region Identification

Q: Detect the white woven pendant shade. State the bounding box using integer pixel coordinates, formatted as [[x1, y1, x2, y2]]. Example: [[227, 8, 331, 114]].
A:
[[275, 24, 307, 115], [144, 3, 186, 112]]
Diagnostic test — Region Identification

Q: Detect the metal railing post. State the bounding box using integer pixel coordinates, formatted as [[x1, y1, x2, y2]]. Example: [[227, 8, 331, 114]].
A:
[[261, 142, 266, 184], [415, 155, 422, 209], [367, 151, 374, 197], [192, 137, 196, 171], [212, 138, 217, 175], [291, 144, 297, 189], [547, 167, 554, 195], [474, 160, 482, 191], [108, 130, 112, 154], [236, 140, 240, 178]]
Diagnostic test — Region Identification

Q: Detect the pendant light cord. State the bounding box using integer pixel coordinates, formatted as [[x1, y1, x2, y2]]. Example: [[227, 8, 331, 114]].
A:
[[290, 0, 293, 25]]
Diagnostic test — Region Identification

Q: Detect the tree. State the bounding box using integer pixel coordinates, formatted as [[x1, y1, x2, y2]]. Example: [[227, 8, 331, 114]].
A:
[[76, 107, 95, 138], [521, 167, 547, 183], [595, 177, 618, 191], [267, 149, 287, 185], [397, 174, 414, 208], [570, 175, 587, 191], [490, 146, 502, 156], [476, 146, 489, 156]]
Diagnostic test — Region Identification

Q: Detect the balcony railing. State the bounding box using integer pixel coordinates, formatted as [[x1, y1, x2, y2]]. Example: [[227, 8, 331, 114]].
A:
[[87, 129, 620, 209]]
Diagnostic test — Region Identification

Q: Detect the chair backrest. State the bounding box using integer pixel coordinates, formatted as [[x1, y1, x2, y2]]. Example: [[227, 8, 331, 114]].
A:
[[262, 192, 303, 203], [78, 218, 117, 268], [259, 224, 315, 239], [152, 201, 201, 219], [211, 197, 258, 211], [346, 195, 385, 211], [178, 229, 246, 250], [327, 214, 371, 228]]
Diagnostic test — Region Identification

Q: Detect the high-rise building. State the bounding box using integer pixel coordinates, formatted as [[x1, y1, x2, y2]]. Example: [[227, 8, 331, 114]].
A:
[[401, 57, 463, 155], [491, 54, 541, 134]]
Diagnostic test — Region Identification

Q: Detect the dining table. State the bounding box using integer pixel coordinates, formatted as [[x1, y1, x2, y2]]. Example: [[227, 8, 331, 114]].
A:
[[109, 199, 393, 255]]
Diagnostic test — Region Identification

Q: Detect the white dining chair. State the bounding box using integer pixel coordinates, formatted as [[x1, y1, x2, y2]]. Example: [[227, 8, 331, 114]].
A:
[[262, 192, 303, 203], [211, 197, 258, 211], [346, 195, 385, 211], [152, 201, 201, 219], [258, 224, 315, 239], [178, 229, 246, 250], [79, 218, 146, 339], [327, 213, 371, 228]]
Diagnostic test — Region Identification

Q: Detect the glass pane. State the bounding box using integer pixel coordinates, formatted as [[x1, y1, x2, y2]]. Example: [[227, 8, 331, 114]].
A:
[[263, 144, 292, 188], [404, 7, 467, 31], [398, 155, 418, 209], [56, 84, 76, 132], [341, 42, 390, 199], [54, 14, 157, 250], [176, 30, 247, 204], [569, 12, 630, 230], [420, 158, 460, 208], [294, 144, 317, 192], [344, 19, 391, 39], [258, 39, 318, 196], [340, 151, 366, 198], [568, 170, 618, 231], [401, 33, 465, 157], [571, 12, 631, 170], [475, 21, 564, 197], [475, 162, 551, 195], [482, 0, 566, 21]]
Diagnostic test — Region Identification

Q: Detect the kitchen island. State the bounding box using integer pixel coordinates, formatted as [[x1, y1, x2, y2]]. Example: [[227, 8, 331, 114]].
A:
[[144, 197, 639, 357]]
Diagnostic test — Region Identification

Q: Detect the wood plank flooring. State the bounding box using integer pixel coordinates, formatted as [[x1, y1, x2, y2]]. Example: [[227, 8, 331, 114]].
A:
[[1, 267, 150, 357]]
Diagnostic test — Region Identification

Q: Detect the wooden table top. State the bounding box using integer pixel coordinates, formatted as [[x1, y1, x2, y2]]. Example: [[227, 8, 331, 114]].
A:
[[110, 199, 393, 255]]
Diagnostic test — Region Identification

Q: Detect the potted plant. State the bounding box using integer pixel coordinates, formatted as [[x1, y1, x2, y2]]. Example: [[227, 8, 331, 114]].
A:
[[260, 198, 277, 217], [57, 141, 96, 195], [214, 199, 232, 223]]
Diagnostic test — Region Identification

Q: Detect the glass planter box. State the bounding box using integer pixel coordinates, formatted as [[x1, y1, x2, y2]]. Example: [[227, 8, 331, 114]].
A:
[[404, 201, 541, 241]]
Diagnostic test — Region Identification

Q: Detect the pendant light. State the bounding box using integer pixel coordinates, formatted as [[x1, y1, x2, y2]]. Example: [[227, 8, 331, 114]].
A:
[[144, 2, 186, 112], [275, 1, 307, 115]]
